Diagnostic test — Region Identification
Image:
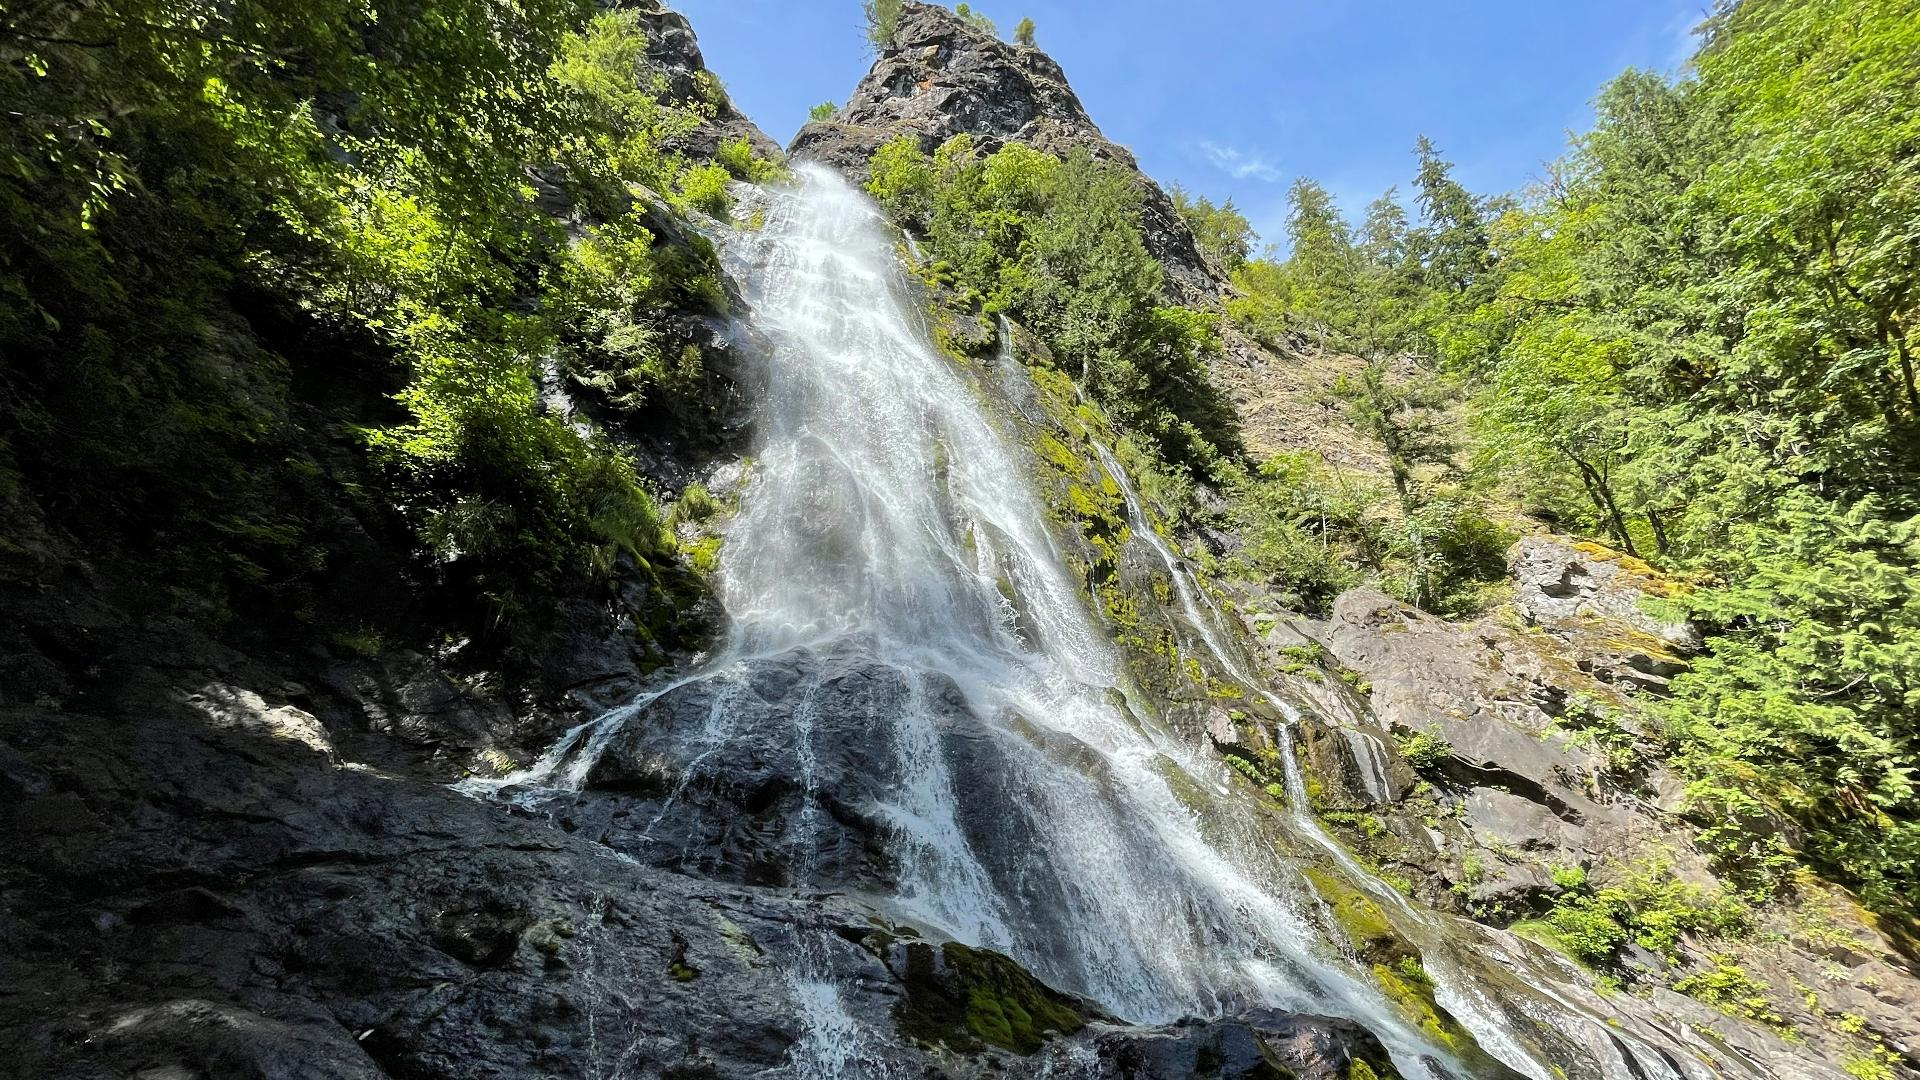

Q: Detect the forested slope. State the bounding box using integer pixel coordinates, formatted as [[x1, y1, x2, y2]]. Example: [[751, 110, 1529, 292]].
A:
[[1205, 0, 1920, 926]]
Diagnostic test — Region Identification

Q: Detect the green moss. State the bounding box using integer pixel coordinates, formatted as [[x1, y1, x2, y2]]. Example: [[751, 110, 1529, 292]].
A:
[[1371, 960, 1463, 1050], [893, 941, 1085, 1055], [1303, 866, 1494, 1067], [1302, 866, 1408, 966], [677, 534, 724, 577], [331, 627, 385, 657]]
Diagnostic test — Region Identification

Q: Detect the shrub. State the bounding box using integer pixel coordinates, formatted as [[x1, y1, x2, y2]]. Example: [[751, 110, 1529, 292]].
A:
[[809, 101, 838, 122], [676, 162, 734, 218], [1013, 17, 1036, 46], [862, 0, 904, 52], [1522, 859, 1749, 969], [1225, 451, 1368, 613], [1672, 960, 1786, 1031], [1395, 730, 1454, 771], [715, 137, 782, 184], [1377, 495, 1513, 616], [954, 3, 997, 35]]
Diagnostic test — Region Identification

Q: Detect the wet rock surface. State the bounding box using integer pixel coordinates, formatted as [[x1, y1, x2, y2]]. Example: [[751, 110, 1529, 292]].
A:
[[0, 658, 1410, 1080], [1082, 1011, 1408, 1080]]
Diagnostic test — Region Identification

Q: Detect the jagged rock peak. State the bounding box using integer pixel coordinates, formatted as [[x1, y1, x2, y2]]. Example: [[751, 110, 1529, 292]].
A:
[[608, 0, 780, 159], [789, 0, 1228, 302]]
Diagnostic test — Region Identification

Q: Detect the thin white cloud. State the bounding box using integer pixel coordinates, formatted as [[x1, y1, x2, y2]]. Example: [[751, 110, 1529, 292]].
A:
[[1197, 140, 1284, 183]]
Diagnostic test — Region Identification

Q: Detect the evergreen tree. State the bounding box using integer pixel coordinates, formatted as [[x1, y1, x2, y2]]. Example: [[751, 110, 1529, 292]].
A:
[[1410, 136, 1491, 295]]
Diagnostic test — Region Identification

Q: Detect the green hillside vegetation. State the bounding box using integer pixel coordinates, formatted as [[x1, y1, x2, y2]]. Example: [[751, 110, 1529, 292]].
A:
[[867, 133, 1242, 474], [1205, 0, 1920, 921], [1, 2, 766, 630]]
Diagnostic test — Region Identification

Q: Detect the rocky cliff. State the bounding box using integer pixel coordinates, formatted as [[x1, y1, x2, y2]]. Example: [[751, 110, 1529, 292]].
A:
[[789, 0, 1226, 304], [619, 0, 782, 160]]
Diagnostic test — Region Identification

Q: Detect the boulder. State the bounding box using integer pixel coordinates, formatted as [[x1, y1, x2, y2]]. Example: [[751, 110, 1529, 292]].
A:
[[1082, 1011, 1410, 1080]]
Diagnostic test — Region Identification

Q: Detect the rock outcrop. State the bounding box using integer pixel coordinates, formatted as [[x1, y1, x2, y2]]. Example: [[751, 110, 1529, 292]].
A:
[[788, 0, 1226, 303], [617, 0, 781, 159], [1272, 537, 1920, 1072]]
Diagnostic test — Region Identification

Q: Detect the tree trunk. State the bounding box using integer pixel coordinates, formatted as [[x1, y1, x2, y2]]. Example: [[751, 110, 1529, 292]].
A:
[[1893, 326, 1919, 420], [1572, 456, 1637, 556], [1646, 504, 1673, 558]]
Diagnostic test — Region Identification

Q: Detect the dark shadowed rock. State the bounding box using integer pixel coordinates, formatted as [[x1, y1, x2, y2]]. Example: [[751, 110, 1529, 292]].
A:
[[1083, 1011, 1410, 1080]]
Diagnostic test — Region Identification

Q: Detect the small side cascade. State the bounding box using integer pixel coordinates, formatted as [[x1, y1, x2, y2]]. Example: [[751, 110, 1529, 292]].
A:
[[1090, 436, 1711, 1080], [1341, 727, 1398, 806]]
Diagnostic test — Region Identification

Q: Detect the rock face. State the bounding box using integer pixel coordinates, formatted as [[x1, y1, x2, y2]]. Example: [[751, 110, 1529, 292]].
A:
[[788, 0, 1226, 303], [1507, 536, 1702, 694], [0, 652, 1401, 1079], [615, 0, 781, 159], [1297, 538, 1920, 1072]]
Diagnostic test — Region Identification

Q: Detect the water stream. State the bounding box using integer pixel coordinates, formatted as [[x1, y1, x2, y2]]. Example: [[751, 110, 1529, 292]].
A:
[[1090, 422, 1714, 1080], [458, 167, 1697, 1079]]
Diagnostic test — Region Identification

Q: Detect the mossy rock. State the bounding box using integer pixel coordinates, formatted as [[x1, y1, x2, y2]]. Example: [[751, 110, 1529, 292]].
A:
[[1301, 870, 1522, 1074], [891, 940, 1086, 1055], [1302, 866, 1411, 967]]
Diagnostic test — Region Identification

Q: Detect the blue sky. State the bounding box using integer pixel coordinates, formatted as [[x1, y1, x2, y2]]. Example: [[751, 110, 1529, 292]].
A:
[[678, 1, 1707, 248]]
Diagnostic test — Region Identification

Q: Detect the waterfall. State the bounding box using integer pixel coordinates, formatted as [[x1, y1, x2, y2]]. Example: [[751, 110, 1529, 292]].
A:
[[1091, 435, 1710, 1080], [461, 166, 1633, 1078]]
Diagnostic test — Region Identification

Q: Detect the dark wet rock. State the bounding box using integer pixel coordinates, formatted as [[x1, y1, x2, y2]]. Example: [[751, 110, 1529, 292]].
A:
[[885, 938, 1090, 1054], [789, 1, 1225, 303], [574, 652, 938, 886], [0, 685, 1444, 1080], [1293, 715, 1412, 811], [1082, 1011, 1407, 1080]]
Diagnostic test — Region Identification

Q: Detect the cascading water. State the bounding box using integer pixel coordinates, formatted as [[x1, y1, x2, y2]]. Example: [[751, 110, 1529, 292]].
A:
[[1090, 437, 1717, 1080], [460, 166, 1663, 1078]]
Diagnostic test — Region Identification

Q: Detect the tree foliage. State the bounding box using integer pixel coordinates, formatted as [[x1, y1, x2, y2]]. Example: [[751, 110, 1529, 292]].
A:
[[1462, 0, 1920, 917], [863, 0, 905, 53], [953, 3, 997, 36], [869, 134, 1242, 474], [0, 0, 744, 624], [1219, 0, 1920, 919]]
